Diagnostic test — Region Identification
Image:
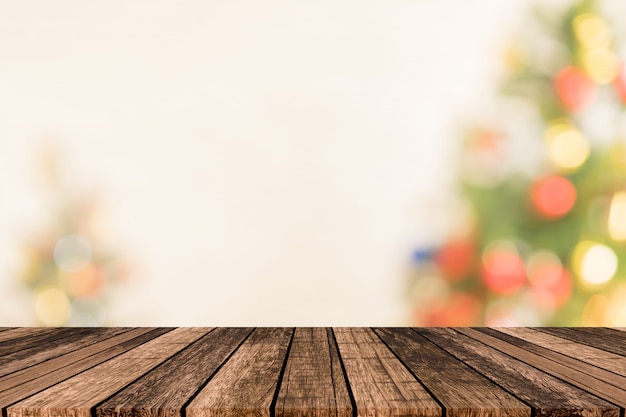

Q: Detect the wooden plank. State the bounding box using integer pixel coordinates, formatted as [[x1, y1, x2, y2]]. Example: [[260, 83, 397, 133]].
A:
[[374, 327, 529, 417], [0, 328, 172, 410], [535, 327, 626, 357], [7, 328, 211, 417], [0, 328, 132, 378], [335, 327, 441, 417], [186, 327, 293, 417], [0, 329, 57, 344], [274, 328, 352, 417], [97, 327, 253, 417], [417, 328, 619, 417], [460, 328, 626, 407], [496, 327, 626, 378], [0, 329, 72, 356]]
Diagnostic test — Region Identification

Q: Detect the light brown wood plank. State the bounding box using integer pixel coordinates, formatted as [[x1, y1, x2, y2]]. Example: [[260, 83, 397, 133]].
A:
[[0, 328, 132, 378], [535, 328, 626, 357], [7, 328, 211, 417], [460, 328, 626, 407], [0, 328, 173, 412], [417, 328, 619, 417], [497, 328, 626, 378], [97, 327, 253, 417], [186, 327, 293, 417], [374, 327, 529, 417], [335, 327, 441, 417], [274, 328, 352, 417]]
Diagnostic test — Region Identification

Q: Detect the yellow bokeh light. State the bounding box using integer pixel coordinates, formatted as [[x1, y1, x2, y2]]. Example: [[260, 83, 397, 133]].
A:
[[544, 122, 589, 172], [582, 294, 609, 326], [580, 48, 619, 85], [573, 14, 612, 49], [34, 286, 71, 326], [572, 241, 618, 287], [608, 191, 626, 241]]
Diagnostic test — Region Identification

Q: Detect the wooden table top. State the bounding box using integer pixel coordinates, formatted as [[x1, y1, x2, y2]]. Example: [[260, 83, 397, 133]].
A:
[[0, 327, 624, 417]]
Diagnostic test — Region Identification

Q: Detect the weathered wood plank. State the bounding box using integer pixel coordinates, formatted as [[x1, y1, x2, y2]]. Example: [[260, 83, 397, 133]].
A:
[[0, 328, 132, 378], [186, 327, 293, 417], [0, 328, 173, 412], [334, 327, 441, 417], [374, 327, 529, 417], [0, 329, 57, 344], [7, 328, 210, 417], [497, 327, 626, 378], [0, 328, 159, 393], [97, 327, 253, 417], [535, 327, 626, 357], [0, 329, 74, 356], [460, 328, 626, 407], [417, 327, 619, 417], [274, 328, 352, 417]]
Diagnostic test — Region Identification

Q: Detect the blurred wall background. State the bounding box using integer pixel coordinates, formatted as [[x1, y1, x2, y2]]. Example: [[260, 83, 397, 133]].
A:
[[0, 0, 604, 326]]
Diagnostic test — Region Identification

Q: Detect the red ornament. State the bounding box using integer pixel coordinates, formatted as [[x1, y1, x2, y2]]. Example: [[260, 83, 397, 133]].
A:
[[531, 175, 577, 219], [554, 66, 595, 112], [614, 62, 626, 104], [434, 239, 475, 282]]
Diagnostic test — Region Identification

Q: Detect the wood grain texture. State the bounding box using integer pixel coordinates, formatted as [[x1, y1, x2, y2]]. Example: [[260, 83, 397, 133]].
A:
[[0, 329, 74, 357], [335, 327, 441, 417], [0, 328, 132, 378], [0, 328, 625, 417], [97, 327, 253, 417], [0, 329, 58, 344], [8, 328, 212, 417], [186, 327, 293, 417], [374, 327, 530, 417], [417, 327, 619, 417], [496, 327, 626, 378], [274, 328, 352, 417], [0, 328, 172, 413], [535, 327, 626, 356], [462, 328, 626, 407]]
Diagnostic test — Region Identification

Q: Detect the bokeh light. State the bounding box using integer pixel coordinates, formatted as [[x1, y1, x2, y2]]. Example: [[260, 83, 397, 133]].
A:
[[54, 235, 92, 273], [608, 191, 626, 241], [572, 241, 618, 286], [531, 175, 577, 219], [573, 13, 611, 49], [580, 48, 620, 85], [34, 286, 71, 326], [481, 240, 526, 295], [554, 66, 595, 111], [544, 122, 590, 172]]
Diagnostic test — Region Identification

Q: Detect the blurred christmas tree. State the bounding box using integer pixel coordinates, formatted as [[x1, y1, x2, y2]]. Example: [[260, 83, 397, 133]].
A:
[[409, 0, 626, 326], [18, 142, 129, 326]]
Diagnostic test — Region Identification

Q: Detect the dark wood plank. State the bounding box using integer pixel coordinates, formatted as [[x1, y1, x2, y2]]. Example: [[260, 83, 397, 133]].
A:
[[374, 327, 530, 417], [274, 328, 352, 417], [535, 327, 626, 357], [334, 327, 441, 417], [0, 328, 173, 410], [97, 327, 253, 417], [417, 328, 619, 417], [0, 328, 132, 378], [0, 328, 72, 355], [460, 328, 626, 407], [186, 327, 293, 417], [7, 328, 211, 417], [496, 328, 626, 378], [0, 329, 56, 344]]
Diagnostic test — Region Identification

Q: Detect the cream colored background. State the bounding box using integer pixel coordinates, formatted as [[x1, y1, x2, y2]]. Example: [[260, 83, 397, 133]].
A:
[[0, 0, 580, 325]]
